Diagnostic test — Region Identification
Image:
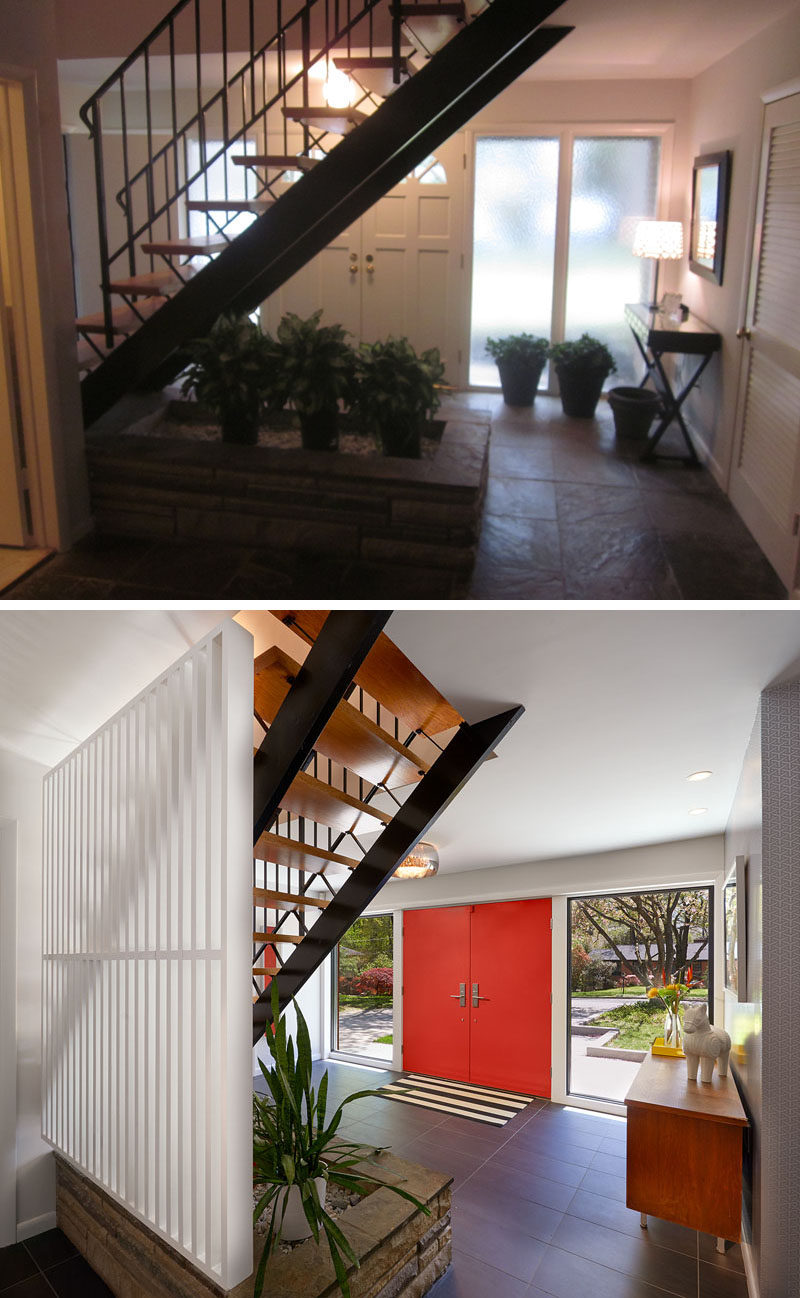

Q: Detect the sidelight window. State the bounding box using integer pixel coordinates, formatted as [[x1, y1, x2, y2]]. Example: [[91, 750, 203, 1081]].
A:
[[332, 913, 394, 1062]]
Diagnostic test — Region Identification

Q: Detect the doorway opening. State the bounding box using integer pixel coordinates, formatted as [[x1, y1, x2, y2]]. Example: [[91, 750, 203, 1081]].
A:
[[469, 129, 665, 390], [567, 885, 713, 1104], [332, 913, 394, 1063]]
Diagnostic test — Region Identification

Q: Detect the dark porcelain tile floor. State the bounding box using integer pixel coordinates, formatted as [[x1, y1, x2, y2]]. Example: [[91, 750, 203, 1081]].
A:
[[277, 1060, 750, 1298], [3, 394, 787, 602], [0, 1229, 111, 1296]]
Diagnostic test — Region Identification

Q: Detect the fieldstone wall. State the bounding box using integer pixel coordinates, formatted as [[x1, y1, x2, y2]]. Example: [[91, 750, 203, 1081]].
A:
[[55, 1150, 451, 1298], [85, 412, 489, 594]]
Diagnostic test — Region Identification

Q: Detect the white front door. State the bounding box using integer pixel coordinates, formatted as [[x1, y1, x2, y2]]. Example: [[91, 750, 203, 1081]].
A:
[[729, 91, 800, 592], [261, 135, 466, 384]]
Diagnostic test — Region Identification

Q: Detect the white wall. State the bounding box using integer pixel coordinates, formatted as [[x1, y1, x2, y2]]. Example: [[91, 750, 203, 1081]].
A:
[[0, 749, 55, 1240], [361, 834, 725, 1112], [680, 5, 800, 483], [0, 820, 18, 1246]]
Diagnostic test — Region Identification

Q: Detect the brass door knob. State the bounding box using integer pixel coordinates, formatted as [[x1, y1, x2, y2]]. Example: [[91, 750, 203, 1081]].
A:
[[366, 263, 375, 274], [736, 326, 752, 340], [349, 263, 359, 274]]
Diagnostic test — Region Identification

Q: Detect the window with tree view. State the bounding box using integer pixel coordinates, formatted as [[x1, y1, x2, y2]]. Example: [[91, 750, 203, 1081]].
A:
[[333, 914, 393, 1061], [568, 886, 712, 1103]]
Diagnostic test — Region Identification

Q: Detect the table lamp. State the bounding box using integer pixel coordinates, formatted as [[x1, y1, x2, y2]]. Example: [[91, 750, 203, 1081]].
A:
[[632, 220, 684, 309]]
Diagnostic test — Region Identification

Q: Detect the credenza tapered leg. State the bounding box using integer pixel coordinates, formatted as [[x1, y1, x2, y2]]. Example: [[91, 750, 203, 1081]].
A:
[[716, 1238, 726, 1254], [640, 1213, 648, 1229]]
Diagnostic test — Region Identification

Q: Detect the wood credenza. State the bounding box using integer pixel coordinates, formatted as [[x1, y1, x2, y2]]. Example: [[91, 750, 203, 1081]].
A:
[[624, 1053, 748, 1244]]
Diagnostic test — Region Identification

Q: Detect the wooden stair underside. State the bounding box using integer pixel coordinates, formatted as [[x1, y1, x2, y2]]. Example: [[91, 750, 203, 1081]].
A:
[[271, 610, 463, 736], [185, 198, 274, 214], [281, 769, 392, 834], [76, 296, 167, 337], [108, 268, 196, 297], [252, 966, 280, 976], [253, 931, 305, 944], [140, 235, 228, 257], [282, 106, 367, 134], [253, 831, 359, 874], [254, 645, 428, 789], [231, 154, 318, 171], [333, 55, 414, 98], [400, 3, 466, 56], [253, 886, 329, 911]]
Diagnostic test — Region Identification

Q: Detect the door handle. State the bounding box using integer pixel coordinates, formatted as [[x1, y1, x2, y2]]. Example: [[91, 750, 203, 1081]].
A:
[[472, 982, 489, 1008], [349, 263, 359, 274], [449, 982, 466, 1007], [365, 255, 375, 275]]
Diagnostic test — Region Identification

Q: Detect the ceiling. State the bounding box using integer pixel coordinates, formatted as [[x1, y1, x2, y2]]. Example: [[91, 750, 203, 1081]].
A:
[[57, 0, 799, 96], [3, 609, 798, 873]]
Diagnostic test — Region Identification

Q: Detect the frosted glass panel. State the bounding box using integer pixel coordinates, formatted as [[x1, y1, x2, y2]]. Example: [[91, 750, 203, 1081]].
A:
[[565, 136, 660, 385], [469, 137, 558, 387]]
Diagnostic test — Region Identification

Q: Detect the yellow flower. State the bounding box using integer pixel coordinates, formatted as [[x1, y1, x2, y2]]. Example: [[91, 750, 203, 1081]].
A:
[[647, 987, 658, 999]]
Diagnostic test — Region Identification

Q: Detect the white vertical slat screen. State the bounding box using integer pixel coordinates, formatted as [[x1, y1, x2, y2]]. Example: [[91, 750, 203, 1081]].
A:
[[42, 620, 253, 1289]]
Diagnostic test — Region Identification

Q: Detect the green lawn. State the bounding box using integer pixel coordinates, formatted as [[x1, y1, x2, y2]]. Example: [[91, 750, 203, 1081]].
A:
[[572, 987, 708, 999], [588, 1000, 707, 1051], [374, 1034, 393, 1045], [339, 994, 393, 1009]]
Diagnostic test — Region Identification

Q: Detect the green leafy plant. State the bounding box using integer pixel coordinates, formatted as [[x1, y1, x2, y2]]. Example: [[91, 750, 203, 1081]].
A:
[[485, 333, 549, 366], [270, 310, 357, 417], [180, 312, 274, 444], [355, 336, 445, 457], [252, 982, 429, 1298], [547, 333, 616, 378]]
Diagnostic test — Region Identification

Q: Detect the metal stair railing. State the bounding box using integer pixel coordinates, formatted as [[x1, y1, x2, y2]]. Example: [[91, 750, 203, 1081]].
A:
[[78, 0, 467, 347]]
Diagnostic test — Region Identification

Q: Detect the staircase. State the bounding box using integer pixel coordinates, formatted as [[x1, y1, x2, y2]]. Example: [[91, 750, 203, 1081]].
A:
[[249, 610, 523, 1037], [76, 0, 572, 425]]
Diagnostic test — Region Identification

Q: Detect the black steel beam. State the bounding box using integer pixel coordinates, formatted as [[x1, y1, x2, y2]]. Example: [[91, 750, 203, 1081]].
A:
[[253, 703, 524, 1040], [252, 611, 390, 844], [81, 0, 572, 425]]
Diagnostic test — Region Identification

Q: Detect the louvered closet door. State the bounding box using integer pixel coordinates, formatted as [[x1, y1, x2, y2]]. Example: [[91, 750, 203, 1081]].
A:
[[730, 91, 800, 591]]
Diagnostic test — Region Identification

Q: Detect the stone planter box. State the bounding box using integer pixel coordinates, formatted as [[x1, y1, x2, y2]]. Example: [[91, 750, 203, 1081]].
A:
[[85, 407, 490, 596], [55, 1149, 451, 1298]]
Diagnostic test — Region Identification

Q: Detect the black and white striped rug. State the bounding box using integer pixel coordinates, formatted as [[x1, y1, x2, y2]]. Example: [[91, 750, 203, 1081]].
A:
[[377, 1073, 535, 1127]]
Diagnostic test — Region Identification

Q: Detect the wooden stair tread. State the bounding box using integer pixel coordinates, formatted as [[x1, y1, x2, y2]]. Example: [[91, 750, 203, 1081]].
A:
[[108, 268, 196, 297], [253, 886, 329, 910], [231, 154, 318, 170], [398, 3, 465, 56], [254, 645, 428, 788], [270, 611, 463, 736], [185, 198, 274, 213], [254, 831, 358, 873], [76, 296, 167, 337], [333, 55, 413, 98], [77, 338, 110, 373], [282, 106, 367, 134], [140, 236, 228, 256], [252, 966, 279, 976], [282, 769, 392, 834], [253, 931, 304, 944]]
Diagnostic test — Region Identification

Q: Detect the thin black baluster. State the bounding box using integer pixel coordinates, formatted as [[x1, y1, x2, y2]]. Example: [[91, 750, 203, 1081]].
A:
[[143, 49, 156, 264], [249, 0, 256, 112], [169, 18, 180, 199], [118, 76, 136, 275]]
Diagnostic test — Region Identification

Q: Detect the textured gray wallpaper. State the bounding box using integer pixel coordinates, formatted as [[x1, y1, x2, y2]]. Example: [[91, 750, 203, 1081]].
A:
[[760, 678, 800, 1298]]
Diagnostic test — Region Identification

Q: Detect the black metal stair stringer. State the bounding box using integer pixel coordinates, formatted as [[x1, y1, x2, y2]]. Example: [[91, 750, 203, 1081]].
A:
[[253, 704, 524, 1041], [80, 0, 572, 426], [252, 610, 391, 844]]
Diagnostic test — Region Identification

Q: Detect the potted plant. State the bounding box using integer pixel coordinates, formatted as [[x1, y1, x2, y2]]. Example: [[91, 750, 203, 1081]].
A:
[[355, 336, 445, 458], [269, 310, 357, 451], [607, 385, 662, 440], [180, 312, 272, 444], [485, 333, 548, 406], [252, 982, 429, 1298], [548, 333, 616, 418]]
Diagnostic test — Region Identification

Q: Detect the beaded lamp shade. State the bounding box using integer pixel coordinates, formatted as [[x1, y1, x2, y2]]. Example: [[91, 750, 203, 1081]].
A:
[[632, 220, 684, 308], [393, 842, 439, 879]]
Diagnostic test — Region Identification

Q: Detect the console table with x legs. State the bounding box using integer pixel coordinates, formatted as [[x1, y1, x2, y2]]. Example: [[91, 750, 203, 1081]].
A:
[[624, 302, 721, 466]]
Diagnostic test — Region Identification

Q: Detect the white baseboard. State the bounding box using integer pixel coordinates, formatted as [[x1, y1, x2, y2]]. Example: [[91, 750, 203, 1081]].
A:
[[17, 1210, 57, 1241], [741, 1239, 760, 1298]]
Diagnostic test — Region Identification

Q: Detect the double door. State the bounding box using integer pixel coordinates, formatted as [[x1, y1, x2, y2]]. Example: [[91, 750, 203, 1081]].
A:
[[402, 898, 551, 1096], [261, 135, 466, 384]]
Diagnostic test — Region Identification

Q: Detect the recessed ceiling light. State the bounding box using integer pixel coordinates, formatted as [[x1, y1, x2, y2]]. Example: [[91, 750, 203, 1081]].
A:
[[687, 770, 712, 781], [688, 807, 708, 816]]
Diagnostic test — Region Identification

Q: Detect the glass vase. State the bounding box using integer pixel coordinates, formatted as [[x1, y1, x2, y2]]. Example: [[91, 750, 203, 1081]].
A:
[[663, 1007, 683, 1051]]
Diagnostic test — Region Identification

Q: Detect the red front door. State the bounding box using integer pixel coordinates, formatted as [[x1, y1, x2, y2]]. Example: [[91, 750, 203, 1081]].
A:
[[402, 905, 471, 1081], [402, 899, 552, 1096]]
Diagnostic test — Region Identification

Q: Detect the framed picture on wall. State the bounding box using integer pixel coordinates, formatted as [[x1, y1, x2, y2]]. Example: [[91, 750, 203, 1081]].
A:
[[724, 854, 748, 1002], [689, 150, 732, 285]]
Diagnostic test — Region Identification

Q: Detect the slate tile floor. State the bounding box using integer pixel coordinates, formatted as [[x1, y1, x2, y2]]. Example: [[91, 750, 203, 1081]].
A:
[[3, 394, 786, 601], [285, 1060, 750, 1298], [0, 1228, 111, 1296]]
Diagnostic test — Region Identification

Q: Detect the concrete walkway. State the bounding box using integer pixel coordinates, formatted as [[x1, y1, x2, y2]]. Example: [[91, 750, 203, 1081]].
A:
[[337, 1005, 393, 1061]]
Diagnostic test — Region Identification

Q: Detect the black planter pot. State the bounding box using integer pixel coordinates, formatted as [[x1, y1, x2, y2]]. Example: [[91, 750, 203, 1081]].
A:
[[607, 386, 662, 439], [299, 407, 339, 452], [556, 367, 607, 419], [496, 358, 545, 407], [221, 409, 260, 445], [379, 415, 422, 459]]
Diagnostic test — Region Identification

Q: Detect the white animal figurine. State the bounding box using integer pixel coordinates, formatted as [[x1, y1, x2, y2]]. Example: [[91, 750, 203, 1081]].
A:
[[682, 1004, 731, 1083]]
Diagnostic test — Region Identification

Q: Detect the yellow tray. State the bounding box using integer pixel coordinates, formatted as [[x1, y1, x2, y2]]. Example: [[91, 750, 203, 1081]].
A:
[[651, 1037, 685, 1058]]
